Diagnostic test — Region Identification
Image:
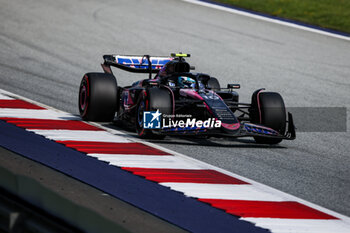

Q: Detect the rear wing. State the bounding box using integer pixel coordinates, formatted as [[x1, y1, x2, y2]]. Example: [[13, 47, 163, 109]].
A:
[[102, 53, 191, 78], [102, 54, 173, 75]]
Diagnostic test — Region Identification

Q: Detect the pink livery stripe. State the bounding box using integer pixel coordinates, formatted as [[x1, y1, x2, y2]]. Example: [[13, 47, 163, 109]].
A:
[[0, 99, 45, 109], [122, 167, 249, 184], [199, 199, 338, 219], [0, 118, 102, 131], [56, 141, 171, 155]]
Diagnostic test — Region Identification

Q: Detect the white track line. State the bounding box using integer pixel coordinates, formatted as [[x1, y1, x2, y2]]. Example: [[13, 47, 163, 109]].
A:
[[0, 109, 79, 120], [88, 154, 206, 169], [241, 218, 350, 233], [0, 93, 14, 100], [182, 0, 350, 41], [160, 183, 286, 201], [28, 129, 130, 143]]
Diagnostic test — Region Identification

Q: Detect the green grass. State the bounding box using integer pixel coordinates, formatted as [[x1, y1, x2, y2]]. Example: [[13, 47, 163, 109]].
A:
[[212, 0, 350, 34]]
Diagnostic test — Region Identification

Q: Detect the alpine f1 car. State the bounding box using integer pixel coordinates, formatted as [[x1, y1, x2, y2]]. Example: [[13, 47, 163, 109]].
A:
[[78, 53, 295, 144]]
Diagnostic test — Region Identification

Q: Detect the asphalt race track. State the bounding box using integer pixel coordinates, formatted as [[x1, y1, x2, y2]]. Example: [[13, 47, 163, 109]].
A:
[[1, 0, 349, 218]]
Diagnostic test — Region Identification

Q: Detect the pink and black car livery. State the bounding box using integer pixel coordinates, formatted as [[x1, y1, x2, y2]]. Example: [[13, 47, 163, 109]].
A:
[[78, 53, 295, 144]]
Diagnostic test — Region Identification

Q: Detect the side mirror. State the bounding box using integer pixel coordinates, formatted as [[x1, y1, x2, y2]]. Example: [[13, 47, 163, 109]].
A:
[[227, 84, 240, 89]]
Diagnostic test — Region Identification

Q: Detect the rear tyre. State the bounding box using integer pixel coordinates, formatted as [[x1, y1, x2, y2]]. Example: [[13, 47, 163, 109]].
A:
[[251, 91, 286, 144], [136, 88, 172, 139], [79, 72, 118, 122], [207, 77, 220, 91]]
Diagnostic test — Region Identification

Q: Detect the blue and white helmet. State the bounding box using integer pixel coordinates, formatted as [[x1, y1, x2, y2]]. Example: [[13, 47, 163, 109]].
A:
[[178, 76, 196, 88]]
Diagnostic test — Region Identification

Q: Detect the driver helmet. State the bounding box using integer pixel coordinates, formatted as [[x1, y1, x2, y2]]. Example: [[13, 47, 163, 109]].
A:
[[178, 76, 196, 88]]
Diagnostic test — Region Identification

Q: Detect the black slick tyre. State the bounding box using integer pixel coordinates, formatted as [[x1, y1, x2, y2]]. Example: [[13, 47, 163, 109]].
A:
[[136, 88, 172, 139], [79, 72, 118, 122], [251, 91, 286, 144]]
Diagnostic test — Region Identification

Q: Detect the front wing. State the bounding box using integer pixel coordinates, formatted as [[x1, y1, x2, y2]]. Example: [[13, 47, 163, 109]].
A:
[[158, 112, 296, 140]]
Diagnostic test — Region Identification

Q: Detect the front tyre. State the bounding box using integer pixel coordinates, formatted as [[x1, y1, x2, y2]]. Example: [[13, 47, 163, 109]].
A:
[[79, 72, 118, 122], [251, 91, 286, 144], [136, 88, 172, 139]]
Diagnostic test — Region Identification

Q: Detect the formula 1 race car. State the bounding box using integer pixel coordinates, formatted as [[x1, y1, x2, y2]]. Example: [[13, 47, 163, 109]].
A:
[[78, 53, 295, 144]]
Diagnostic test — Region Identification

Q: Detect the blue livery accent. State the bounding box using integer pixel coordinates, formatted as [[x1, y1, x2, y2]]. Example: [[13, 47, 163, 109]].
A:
[[245, 123, 278, 135], [115, 56, 172, 70], [163, 126, 207, 132]]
